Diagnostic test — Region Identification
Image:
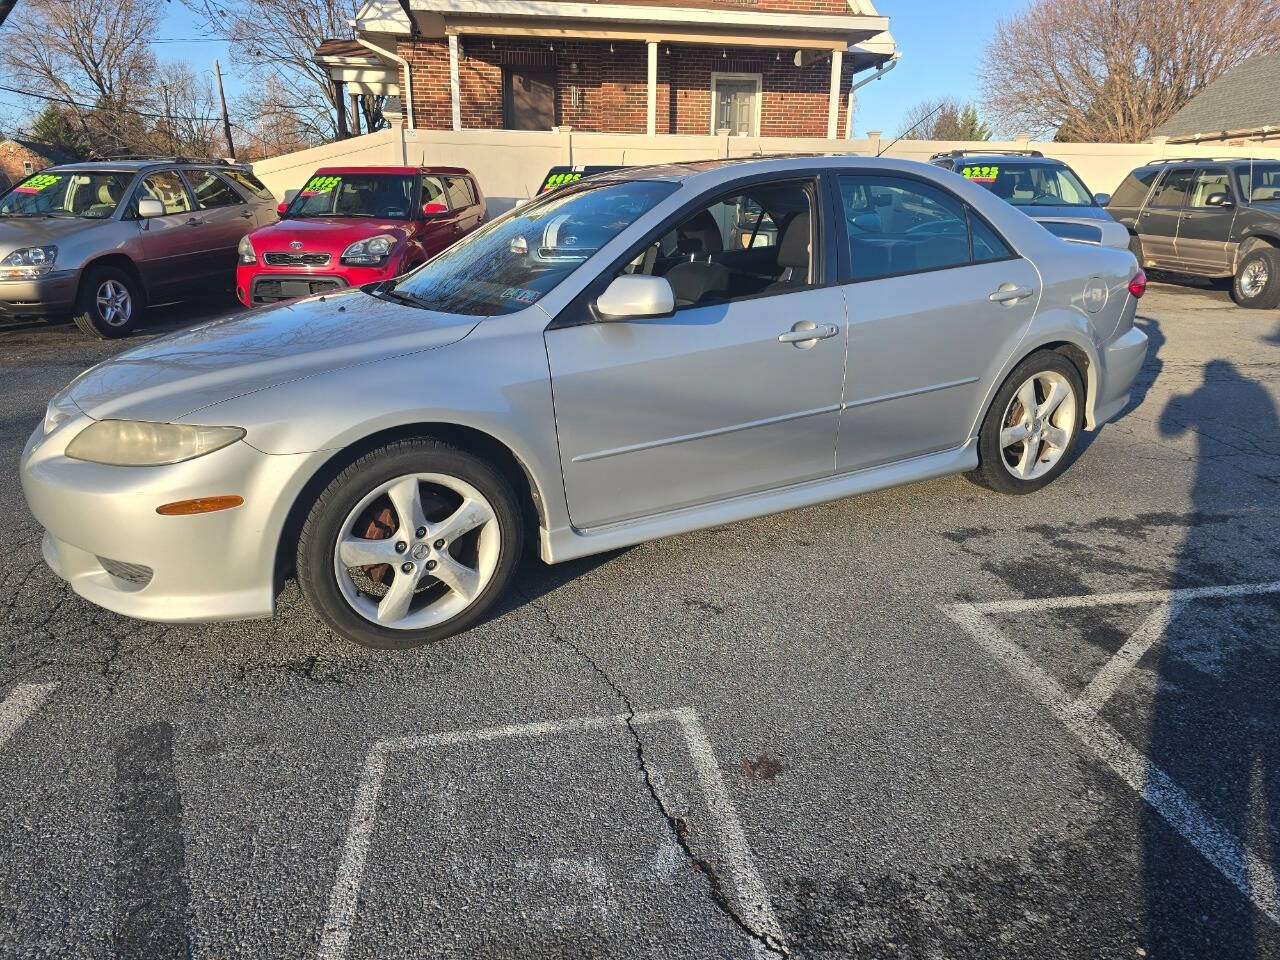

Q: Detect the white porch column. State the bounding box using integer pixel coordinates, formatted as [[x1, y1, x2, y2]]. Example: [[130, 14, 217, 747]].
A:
[[646, 41, 658, 136], [448, 34, 461, 132], [826, 49, 843, 140]]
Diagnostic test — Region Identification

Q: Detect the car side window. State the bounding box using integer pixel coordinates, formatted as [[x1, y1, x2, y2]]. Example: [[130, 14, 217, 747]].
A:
[[1149, 169, 1194, 209], [136, 171, 192, 215], [1111, 167, 1160, 207], [221, 169, 273, 201], [838, 174, 999, 281], [1188, 168, 1232, 208], [185, 170, 244, 209], [421, 176, 446, 208], [623, 179, 815, 309], [443, 176, 476, 209]]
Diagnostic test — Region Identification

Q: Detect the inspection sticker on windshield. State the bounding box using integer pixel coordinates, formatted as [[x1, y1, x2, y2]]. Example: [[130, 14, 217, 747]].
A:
[[300, 175, 341, 197], [961, 165, 999, 183], [15, 174, 62, 194], [499, 286, 540, 304]]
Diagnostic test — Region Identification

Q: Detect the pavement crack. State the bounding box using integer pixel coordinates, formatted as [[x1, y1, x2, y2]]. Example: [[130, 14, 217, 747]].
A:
[[522, 592, 789, 959]]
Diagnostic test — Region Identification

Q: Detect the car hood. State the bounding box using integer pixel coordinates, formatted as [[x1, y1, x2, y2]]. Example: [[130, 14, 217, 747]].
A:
[[1020, 205, 1113, 222], [249, 216, 411, 257], [62, 287, 479, 423], [0, 215, 107, 255]]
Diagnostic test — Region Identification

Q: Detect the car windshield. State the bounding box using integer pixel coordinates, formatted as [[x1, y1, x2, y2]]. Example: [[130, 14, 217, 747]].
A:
[[288, 173, 417, 219], [0, 171, 132, 219], [389, 179, 678, 316], [959, 161, 1095, 207], [1238, 163, 1280, 202]]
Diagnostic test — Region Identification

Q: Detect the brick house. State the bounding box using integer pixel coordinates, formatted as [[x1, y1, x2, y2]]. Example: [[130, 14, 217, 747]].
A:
[[0, 138, 76, 189], [320, 0, 896, 140]]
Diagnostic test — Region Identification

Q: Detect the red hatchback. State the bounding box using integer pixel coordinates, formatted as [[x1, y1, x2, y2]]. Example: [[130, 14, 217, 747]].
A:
[[236, 165, 484, 306]]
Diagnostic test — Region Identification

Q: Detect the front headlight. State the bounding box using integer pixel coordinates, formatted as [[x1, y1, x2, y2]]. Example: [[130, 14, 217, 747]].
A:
[[1, 245, 57, 279], [65, 420, 246, 466], [340, 234, 396, 266], [237, 235, 257, 265], [43, 392, 81, 435]]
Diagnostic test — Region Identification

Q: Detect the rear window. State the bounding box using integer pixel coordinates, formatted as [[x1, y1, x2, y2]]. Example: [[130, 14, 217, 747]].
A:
[[1110, 167, 1159, 208], [221, 169, 273, 201]]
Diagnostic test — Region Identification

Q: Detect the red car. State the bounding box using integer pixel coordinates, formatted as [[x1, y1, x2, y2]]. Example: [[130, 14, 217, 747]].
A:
[[236, 165, 484, 306]]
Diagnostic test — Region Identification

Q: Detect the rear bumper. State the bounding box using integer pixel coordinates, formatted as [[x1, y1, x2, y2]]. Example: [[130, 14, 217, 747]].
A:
[[20, 419, 324, 623], [0, 270, 77, 316], [1090, 323, 1148, 427]]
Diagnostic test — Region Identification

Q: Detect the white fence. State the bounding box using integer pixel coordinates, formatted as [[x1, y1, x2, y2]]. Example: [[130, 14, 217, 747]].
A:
[[252, 126, 1280, 217]]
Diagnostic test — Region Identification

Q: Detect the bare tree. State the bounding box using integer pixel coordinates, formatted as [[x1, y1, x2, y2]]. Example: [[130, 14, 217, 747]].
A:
[[181, 0, 361, 142], [899, 98, 992, 141], [982, 0, 1280, 142], [232, 75, 328, 159]]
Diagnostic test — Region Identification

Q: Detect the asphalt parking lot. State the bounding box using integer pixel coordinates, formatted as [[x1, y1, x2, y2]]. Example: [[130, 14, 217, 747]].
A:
[[1, 282, 1278, 960]]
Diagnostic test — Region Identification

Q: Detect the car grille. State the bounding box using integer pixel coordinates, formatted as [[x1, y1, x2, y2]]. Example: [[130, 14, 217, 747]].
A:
[[97, 556, 154, 587], [264, 251, 331, 266], [251, 275, 346, 305]]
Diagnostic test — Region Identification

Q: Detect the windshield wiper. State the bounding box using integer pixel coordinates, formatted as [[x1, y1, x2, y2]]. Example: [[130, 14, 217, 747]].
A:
[[369, 281, 430, 310]]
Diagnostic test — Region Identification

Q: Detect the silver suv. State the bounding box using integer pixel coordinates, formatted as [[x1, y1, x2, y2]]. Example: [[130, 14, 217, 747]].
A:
[[0, 159, 277, 338]]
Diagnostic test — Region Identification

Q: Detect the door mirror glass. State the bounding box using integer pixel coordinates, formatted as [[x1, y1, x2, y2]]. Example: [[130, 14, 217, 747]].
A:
[[1093, 192, 1111, 205], [136, 197, 165, 219], [595, 274, 675, 321], [1204, 192, 1232, 207]]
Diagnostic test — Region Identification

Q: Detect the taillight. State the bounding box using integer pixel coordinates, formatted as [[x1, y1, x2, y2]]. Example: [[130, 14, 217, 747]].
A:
[[1128, 269, 1147, 299]]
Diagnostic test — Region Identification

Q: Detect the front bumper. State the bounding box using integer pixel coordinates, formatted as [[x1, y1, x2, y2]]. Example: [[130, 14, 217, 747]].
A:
[[236, 262, 398, 306], [20, 418, 324, 624], [0, 269, 77, 316], [1090, 323, 1148, 427]]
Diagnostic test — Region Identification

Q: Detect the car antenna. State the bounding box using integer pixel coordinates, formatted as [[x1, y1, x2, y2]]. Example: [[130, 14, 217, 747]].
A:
[[876, 103, 946, 158]]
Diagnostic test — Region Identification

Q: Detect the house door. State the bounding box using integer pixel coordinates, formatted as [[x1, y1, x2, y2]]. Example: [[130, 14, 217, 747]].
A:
[[503, 69, 555, 130], [712, 77, 759, 136]]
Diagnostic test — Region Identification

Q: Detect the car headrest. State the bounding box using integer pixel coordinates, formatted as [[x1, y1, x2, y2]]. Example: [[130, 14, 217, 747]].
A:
[[97, 182, 119, 205], [677, 209, 723, 256], [776, 212, 810, 270]]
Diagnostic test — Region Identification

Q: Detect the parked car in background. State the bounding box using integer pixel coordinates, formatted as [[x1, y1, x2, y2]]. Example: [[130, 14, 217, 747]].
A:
[[22, 156, 1147, 650], [1106, 157, 1280, 308], [237, 166, 484, 306], [931, 150, 1127, 248], [0, 159, 276, 337]]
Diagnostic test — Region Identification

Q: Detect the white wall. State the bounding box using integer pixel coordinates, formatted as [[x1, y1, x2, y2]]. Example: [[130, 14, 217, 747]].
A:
[[253, 127, 1280, 211]]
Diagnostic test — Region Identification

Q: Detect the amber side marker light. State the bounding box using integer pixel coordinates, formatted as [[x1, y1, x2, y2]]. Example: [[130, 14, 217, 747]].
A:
[[156, 495, 244, 516]]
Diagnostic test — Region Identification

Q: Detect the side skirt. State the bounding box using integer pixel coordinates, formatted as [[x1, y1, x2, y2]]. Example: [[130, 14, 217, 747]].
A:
[[539, 440, 979, 563]]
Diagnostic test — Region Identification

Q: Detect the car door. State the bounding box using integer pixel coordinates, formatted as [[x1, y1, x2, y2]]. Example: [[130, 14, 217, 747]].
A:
[[833, 172, 1040, 471], [182, 168, 256, 282], [1137, 167, 1193, 269], [1175, 166, 1238, 276], [543, 176, 848, 530], [131, 169, 206, 295], [417, 174, 456, 258]]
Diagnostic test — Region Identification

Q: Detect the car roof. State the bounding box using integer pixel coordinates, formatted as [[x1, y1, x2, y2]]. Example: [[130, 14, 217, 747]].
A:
[[41, 159, 252, 174], [314, 165, 474, 176], [584, 153, 1017, 186], [937, 152, 1064, 166]]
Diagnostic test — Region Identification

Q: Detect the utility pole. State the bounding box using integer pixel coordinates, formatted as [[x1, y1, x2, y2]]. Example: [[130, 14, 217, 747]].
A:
[[214, 58, 236, 160]]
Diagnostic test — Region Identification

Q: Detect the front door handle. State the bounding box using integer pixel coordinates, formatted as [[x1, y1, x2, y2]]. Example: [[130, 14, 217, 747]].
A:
[[778, 321, 839, 346], [185, 217, 205, 226], [989, 285, 1033, 304]]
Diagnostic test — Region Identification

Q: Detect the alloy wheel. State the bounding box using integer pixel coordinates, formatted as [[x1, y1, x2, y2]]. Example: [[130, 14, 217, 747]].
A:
[[332, 472, 500, 630], [998, 370, 1078, 481], [1240, 259, 1269, 298], [95, 279, 132, 327]]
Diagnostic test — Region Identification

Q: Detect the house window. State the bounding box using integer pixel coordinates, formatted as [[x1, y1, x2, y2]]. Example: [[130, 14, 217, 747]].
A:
[[502, 68, 556, 131], [710, 73, 761, 137], [22, 160, 33, 174]]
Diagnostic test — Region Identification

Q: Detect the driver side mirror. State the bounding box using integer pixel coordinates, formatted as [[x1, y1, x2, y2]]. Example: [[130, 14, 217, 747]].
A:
[[1205, 192, 1233, 208], [595, 274, 675, 322], [137, 198, 165, 219], [422, 201, 448, 216], [1093, 192, 1112, 206], [276, 201, 290, 216]]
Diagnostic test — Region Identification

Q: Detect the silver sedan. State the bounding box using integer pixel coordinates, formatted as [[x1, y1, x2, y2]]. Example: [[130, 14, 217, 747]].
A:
[[20, 157, 1149, 648]]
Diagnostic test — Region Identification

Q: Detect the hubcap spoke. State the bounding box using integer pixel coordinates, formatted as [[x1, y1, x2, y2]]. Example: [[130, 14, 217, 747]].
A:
[[385, 476, 428, 537], [1000, 422, 1031, 448], [338, 535, 401, 568], [1043, 424, 1069, 449], [1017, 436, 1042, 477], [1037, 382, 1068, 419], [431, 552, 481, 601], [432, 498, 492, 543], [1016, 379, 1038, 418], [376, 569, 419, 624]]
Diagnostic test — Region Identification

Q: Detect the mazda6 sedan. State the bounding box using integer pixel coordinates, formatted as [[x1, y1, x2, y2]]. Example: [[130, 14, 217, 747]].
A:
[[20, 157, 1149, 649]]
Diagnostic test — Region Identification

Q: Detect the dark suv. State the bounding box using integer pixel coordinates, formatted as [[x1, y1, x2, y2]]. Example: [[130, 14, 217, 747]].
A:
[[1107, 158, 1280, 308]]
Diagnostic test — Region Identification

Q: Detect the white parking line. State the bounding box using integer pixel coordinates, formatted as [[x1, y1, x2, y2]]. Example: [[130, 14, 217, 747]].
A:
[[942, 583, 1280, 926], [0, 682, 57, 750], [317, 707, 780, 960]]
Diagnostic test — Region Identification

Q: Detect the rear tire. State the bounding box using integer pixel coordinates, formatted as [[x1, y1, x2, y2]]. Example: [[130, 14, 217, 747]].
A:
[[969, 350, 1085, 495], [296, 438, 523, 649], [72, 265, 143, 338], [1231, 248, 1280, 309]]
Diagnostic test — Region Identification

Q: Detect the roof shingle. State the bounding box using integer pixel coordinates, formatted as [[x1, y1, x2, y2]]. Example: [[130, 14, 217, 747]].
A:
[[1153, 52, 1280, 140]]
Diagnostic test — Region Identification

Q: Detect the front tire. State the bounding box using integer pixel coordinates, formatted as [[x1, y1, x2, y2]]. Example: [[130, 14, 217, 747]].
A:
[[1231, 248, 1280, 309], [970, 351, 1085, 495], [72, 265, 143, 338], [297, 439, 523, 649]]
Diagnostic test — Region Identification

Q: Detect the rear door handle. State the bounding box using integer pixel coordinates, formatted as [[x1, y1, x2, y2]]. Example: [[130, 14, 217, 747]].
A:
[[989, 285, 1033, 304], [778, 321, 839, 345]]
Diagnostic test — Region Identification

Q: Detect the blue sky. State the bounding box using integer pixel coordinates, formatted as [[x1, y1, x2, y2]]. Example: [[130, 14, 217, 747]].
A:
[[156, 0, 1024, 135]]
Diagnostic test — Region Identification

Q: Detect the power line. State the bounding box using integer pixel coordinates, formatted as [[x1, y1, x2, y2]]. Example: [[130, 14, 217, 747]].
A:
[[0, 81, 222, 125]]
